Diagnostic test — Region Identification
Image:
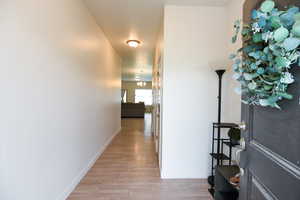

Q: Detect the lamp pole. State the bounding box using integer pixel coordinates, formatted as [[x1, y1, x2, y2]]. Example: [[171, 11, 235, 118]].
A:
[[215, 69, 226, 166]]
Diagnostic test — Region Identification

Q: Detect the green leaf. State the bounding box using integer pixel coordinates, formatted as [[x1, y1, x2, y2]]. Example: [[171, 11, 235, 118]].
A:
[[282, 38, 300, 51], [229, 54, 236, 59], [275, 56, 289, 67], [274, 27, 289, 42], [248, 82, 257, 90], [260, 0, 275, 13], [232, 35, 237, 43], [242, 28, 250, 35], [234, 19, 241, 27], [274, 103, 281, 109], [232, 64, 239, 71], [270, 16, 281, 28], [294, 13, 300, 22], [244, 73, 253, 80], [253, 33, 263, 43], [252, 10, 259, 19], [257, 67, 265, 74], [252, 73, 260, 79], [263, 85, 272, 90], [263, 47, 269, 54], [272, 48, 282, 57], [250, 63, 258, 70], [233, 73, 241, 80], [235, 58, 241, 64], [287, 7, 299, 15], [280, 12, 295, 28], [268, 75, 280, 81], [277, 92, 293, 100], [259, 99, 269, 106], [249, 51, 261, 59], [268, 96, 279, 104], [292, 22, 300, 37], [242, 99, 249, 104]]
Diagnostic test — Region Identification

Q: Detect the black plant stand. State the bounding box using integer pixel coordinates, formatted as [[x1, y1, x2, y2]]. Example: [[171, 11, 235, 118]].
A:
[[208, 122, 238, 196]]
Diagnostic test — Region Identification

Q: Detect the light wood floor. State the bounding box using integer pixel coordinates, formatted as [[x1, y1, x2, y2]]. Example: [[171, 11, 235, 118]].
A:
[[67, 115, 212, 200]]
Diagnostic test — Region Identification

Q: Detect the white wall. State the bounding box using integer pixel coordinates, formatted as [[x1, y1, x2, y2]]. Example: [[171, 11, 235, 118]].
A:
[[161, 5, 229, 178], [223, 0, 244, 123], [158, 1, 245, 179], [0, 0, 121, 199]]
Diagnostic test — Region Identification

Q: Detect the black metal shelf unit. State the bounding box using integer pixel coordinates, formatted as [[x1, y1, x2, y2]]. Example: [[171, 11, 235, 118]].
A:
[[208, 122, 238, 196], [210, 122, 238, 175]]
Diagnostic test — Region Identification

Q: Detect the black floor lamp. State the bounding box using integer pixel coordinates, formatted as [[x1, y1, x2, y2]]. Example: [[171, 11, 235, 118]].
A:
[[215, 69, 226, 166], [207, 68, 226, 190]]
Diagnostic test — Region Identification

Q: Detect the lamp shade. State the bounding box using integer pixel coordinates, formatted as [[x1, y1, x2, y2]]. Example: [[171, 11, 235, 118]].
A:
[[209, 59, 228, 71]]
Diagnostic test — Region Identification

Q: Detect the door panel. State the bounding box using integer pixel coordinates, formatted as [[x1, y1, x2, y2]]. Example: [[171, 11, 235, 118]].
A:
[[251, 66, 300, 167], [248, 143, 300, 199], [240, 1, 300, 199], [250, 176, 277, 200]]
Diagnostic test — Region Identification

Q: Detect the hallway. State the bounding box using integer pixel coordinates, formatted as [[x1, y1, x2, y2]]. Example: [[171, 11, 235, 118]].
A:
[[67, 115, 212, 200]]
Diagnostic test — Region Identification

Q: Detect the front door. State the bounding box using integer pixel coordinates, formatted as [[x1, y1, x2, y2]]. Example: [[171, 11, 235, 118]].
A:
[[240, 0, 300, 199]]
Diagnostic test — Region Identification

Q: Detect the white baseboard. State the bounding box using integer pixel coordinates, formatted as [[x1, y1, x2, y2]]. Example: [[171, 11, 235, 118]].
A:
[[56, 127, 121, 200], [160, 169, 206, 179]]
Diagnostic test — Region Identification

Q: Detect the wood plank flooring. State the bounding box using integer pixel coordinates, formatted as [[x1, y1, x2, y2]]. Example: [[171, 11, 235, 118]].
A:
[[67, 115, 212, 200]]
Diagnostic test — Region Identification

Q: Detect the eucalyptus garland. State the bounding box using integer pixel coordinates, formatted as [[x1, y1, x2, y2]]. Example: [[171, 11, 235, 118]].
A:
[[231, 0, 300, 109]]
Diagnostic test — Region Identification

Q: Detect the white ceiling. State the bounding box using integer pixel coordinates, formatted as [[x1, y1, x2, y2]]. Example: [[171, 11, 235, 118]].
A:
[[84, 0, 230, 81]]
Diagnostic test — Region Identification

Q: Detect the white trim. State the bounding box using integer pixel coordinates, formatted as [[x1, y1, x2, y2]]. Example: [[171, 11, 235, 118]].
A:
[[56, 127, 121, 200]]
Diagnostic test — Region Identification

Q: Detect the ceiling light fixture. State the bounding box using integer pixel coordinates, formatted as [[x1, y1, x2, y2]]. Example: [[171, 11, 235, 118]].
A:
[[126, 40, 141, 48], [137, 81, 146, 87]]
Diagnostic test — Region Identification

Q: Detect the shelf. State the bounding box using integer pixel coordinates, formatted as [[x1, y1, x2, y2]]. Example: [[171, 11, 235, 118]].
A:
[[210, 153, 230, 160], [214, 166, 240, 200], [213, 138, 230, 141], [216, 165, 240, 184], [213, 123, 238, 128], [223, 141, 238, 148]]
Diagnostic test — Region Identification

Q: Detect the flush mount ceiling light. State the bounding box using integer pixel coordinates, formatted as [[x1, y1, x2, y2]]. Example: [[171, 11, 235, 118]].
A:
[[137, 81, 146, 87], [126, 40, 141, 48]]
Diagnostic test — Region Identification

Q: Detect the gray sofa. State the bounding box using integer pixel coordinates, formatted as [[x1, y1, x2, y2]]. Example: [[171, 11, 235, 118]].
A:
[[121, 103, 145, 118]]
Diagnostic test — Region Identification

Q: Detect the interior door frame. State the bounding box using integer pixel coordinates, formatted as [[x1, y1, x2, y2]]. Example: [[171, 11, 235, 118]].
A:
[[152, 55, 163, 170]]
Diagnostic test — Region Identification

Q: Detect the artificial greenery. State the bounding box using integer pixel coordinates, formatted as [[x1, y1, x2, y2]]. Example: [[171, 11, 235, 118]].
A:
[[230, 0, 300, 109]]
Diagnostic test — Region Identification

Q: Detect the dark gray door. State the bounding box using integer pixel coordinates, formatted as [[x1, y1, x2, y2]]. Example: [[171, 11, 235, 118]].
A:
[[239, 1, 300, 200]]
